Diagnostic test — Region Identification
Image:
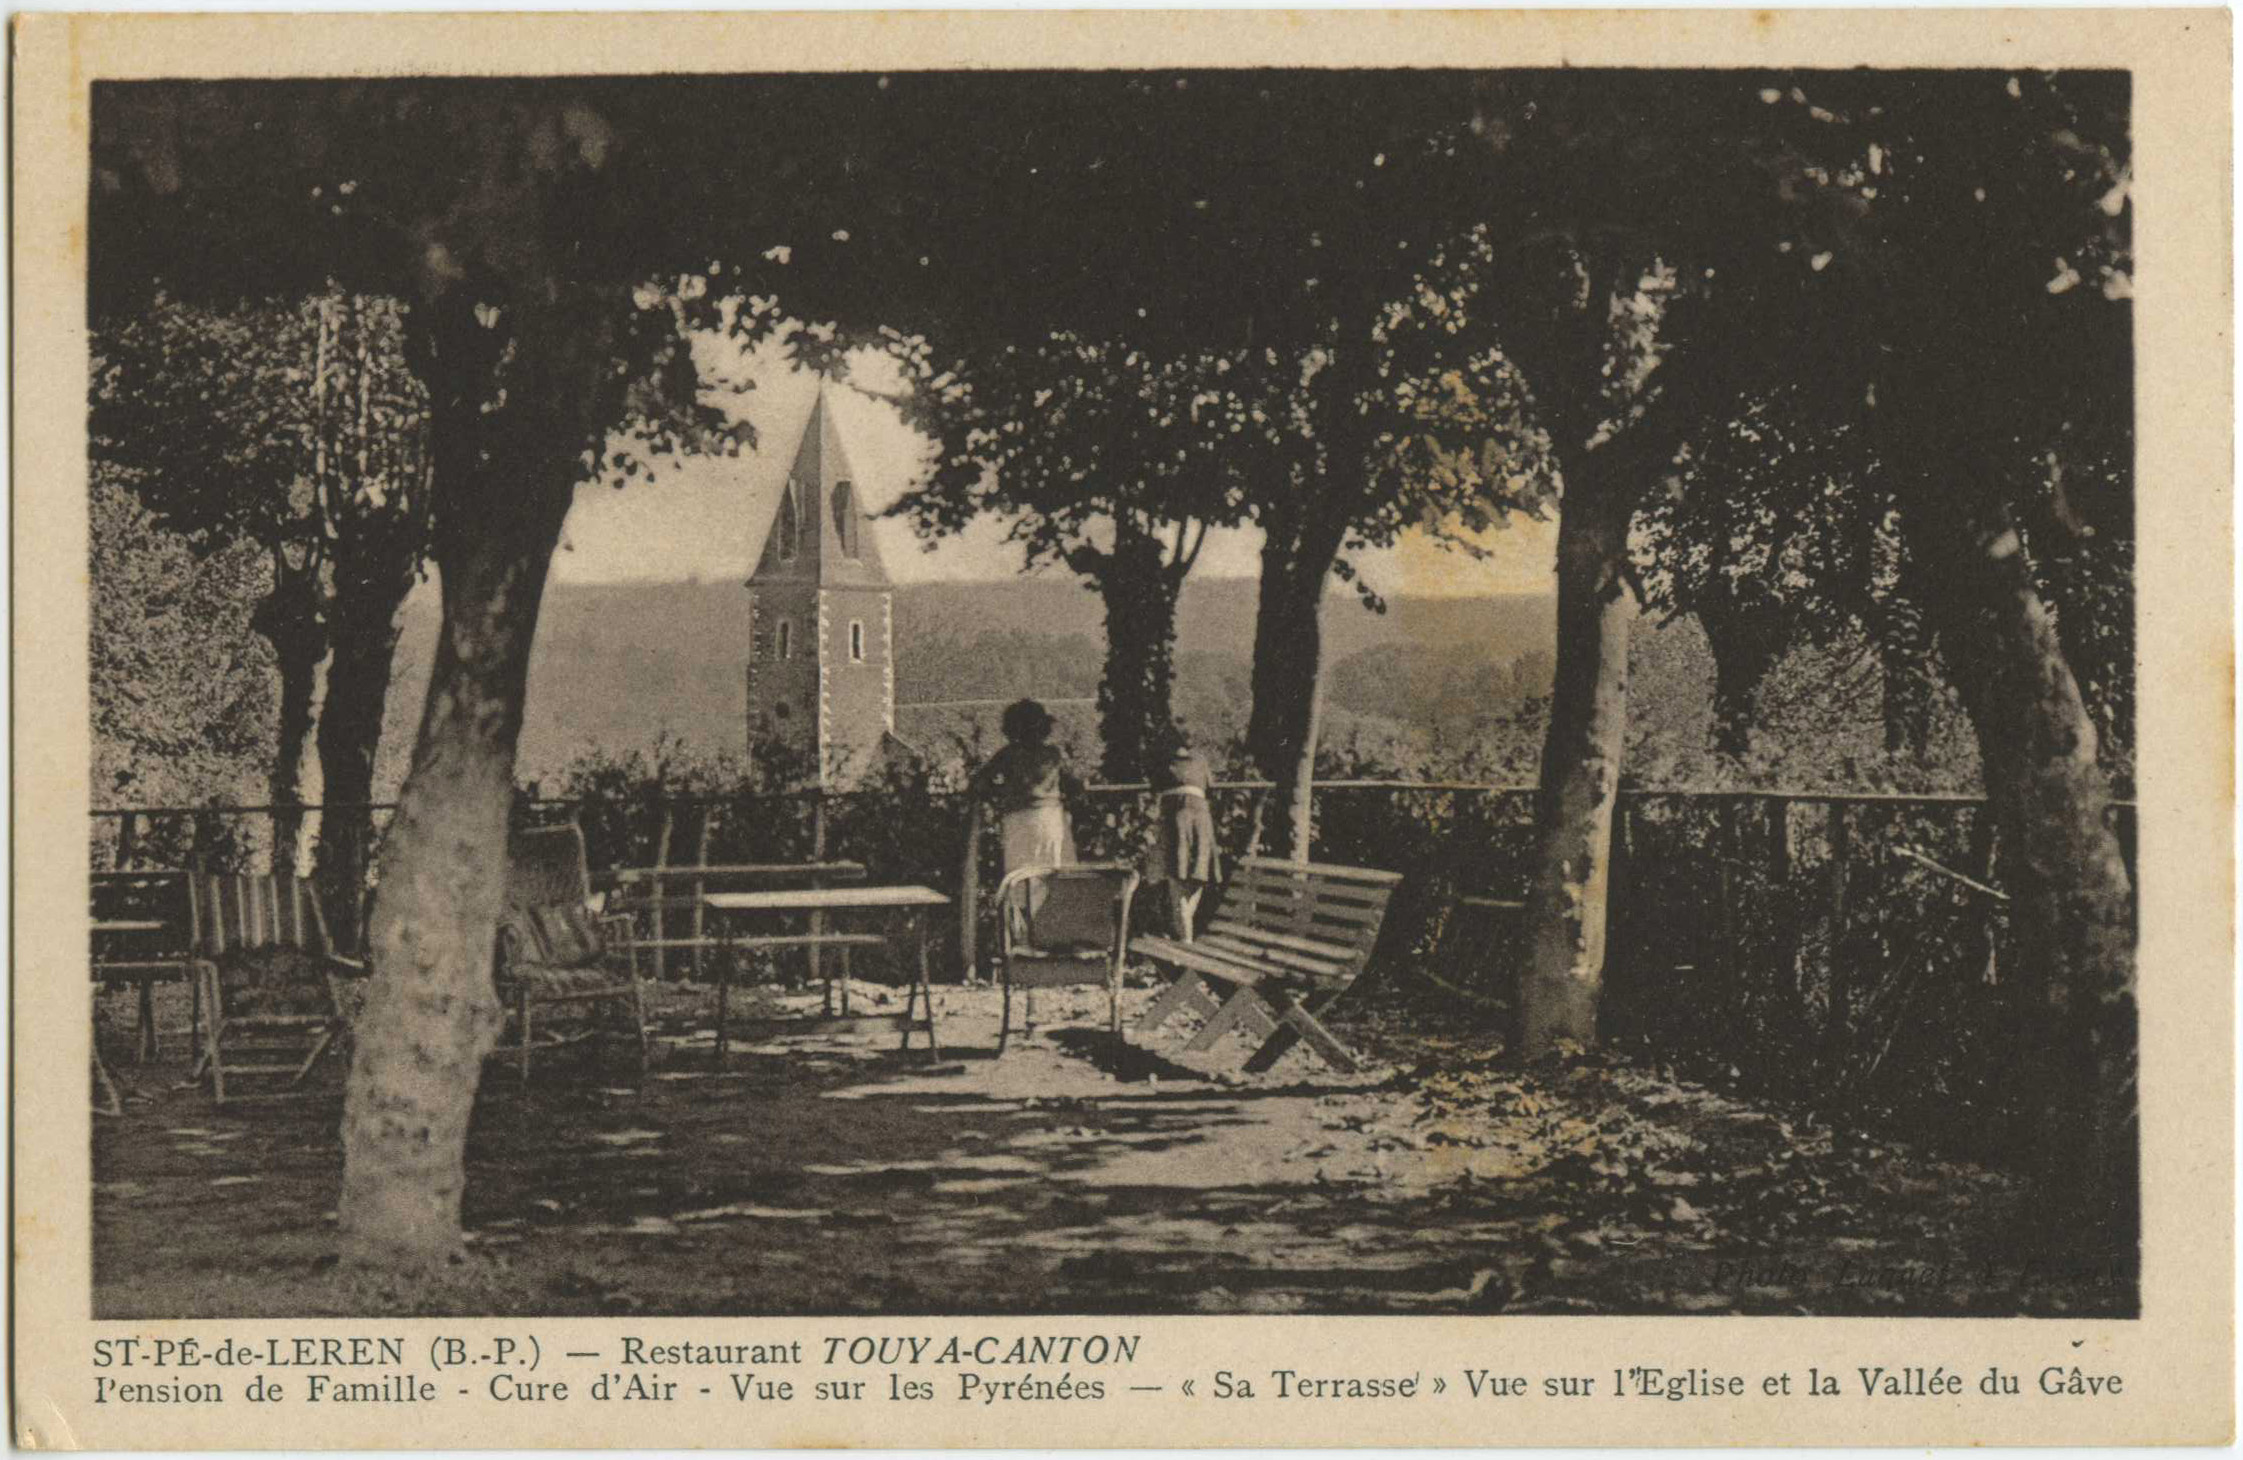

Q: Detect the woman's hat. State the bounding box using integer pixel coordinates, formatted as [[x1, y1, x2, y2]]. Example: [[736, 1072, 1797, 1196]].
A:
[[1001, 698, 1056, 742]]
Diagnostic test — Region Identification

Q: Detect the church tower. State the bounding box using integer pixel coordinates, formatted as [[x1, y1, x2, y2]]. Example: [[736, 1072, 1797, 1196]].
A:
[[744, 388, 897, 785]]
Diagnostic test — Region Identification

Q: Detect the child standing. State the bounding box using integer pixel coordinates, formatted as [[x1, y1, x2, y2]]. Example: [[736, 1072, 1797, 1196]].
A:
[[1149, 723, 1219, 940]]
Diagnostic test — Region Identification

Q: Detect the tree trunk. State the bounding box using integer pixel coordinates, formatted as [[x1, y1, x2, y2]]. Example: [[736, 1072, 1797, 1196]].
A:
[[337, 486, 565, 1268], [1905, 497, 2137, 1263], [252, 561, 325, 877], [338, 277, 571, 1268], [1090, 521, 1184, 783], [1246, 535, 1331, 863], [314, 562, 415, 953], [1245, 532, 1306, 774], [1514, 461, 1637, 1058], [1875, 601, 1939, 762], [1696, 596, 1780, 761], [1242, 339, 1384, 863]]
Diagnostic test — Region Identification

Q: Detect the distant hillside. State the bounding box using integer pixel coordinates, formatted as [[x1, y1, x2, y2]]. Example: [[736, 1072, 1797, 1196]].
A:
[[377, 575, 1558, 790], [894, 576, 1556, 667]]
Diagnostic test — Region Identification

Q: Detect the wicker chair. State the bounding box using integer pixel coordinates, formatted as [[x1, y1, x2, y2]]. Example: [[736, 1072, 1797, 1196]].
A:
[[493, 823, 650, 1079]]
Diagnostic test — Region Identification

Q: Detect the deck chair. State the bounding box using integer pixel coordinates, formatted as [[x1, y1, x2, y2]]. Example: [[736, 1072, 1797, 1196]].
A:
[[494, 823, 650, 1079], [994, 863, 1139, 1055], [189, 873, 364, 1105]]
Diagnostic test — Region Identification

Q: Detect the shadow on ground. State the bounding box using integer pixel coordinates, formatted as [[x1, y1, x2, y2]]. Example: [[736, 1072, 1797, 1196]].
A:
[[92, 981, 2133, 1318]]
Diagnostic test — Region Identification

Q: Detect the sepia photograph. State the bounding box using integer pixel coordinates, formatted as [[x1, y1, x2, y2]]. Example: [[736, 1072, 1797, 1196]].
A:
[[79, 61, 2148, 1321], [14, 9, 2234, 1449]]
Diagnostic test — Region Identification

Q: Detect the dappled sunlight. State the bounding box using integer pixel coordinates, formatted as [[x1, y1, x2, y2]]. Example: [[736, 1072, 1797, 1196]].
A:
[[92, 976, 2122, 1320]]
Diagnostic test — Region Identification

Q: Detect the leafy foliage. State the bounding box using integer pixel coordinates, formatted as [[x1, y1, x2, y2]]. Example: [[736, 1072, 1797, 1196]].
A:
[[891, 335, 1280, 777], [91, 291, 432, 567], [89, 470, 273, 811], [94, 286, 447, 909]]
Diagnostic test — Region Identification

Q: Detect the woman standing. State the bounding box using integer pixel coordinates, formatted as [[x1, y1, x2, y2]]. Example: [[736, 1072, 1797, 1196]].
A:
[[971, 699, 1079, 882], [1149, 723, 1220, 940]]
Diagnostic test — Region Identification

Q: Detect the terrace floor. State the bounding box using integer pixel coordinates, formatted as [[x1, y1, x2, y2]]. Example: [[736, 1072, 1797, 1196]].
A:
[[93, 979, 2130, 1318]]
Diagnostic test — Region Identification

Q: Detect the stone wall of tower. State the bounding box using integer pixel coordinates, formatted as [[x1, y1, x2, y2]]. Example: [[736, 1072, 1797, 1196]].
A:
[[744, 582, 823, 775], [816, 585, 895, 782]]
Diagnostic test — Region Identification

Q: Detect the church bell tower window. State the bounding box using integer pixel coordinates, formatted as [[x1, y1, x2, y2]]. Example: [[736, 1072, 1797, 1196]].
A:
[[778, 480, 801, 562], [833, 481, 859, 559]]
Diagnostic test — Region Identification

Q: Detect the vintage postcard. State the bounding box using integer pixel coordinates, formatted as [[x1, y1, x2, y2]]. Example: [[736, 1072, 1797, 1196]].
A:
[[12, 8, 2233, 1449]]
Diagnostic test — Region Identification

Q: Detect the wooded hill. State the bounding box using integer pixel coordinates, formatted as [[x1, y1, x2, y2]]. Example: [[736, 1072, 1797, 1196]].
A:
[[378, 576, 1564, 786], [362, 574, 1983, 797]]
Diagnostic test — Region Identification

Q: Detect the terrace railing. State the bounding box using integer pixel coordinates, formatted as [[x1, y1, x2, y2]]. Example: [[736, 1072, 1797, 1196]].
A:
[[89, 780, 2135, 1152]]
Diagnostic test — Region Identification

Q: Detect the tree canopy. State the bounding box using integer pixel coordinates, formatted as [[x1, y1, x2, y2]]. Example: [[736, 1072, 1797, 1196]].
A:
[[92, 74, 1493, 357]]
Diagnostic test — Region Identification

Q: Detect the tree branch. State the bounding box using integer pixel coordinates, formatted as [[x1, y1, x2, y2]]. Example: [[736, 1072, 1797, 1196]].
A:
[[1176, 515, 1211, 576]]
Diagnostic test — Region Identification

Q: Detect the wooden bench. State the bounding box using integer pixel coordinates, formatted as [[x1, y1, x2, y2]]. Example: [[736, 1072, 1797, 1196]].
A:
[[1133, 857, 1402, 1074]]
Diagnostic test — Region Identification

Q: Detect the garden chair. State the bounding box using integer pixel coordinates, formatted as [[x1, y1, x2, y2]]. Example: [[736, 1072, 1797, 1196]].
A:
[[993, 863, 1139, 1055], [92, 869, 199, 1060], [189, 873, 365, 1105], [494, 823, 651, 1079]]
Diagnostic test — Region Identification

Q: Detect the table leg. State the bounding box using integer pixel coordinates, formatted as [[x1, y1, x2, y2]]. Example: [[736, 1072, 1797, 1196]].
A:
[[918, 909, 940, 1058], [715, 935, 731, 1071], [94, 1034, 124, 1118], [813, 905, 830, 1014], [137, 979, 157, 1061], [897, 910, 916, 1051]]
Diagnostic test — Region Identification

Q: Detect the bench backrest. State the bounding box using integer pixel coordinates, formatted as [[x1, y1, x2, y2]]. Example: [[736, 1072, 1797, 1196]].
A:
[[507, 824, 594, 913], [190, 873, 333, 959], [1201, 856, 1403, 991]]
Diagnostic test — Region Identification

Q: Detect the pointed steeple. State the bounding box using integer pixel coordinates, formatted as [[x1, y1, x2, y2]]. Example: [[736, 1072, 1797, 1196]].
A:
[[746, 385, 891, 589], [742, 383, 901, 789]]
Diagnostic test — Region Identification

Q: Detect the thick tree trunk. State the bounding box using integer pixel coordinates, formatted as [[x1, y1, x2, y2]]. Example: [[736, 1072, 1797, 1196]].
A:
[[1246, 535, 1331, 862], [1091, 522, 1184, 783], [1514, 462, 1637, 1058], [1280, 681, 1324, 863], [314, 565, 414, 953], [1696, 596, 1780, 762], [1874, 601, 1939, 761], [252, 564, 325, 877], [1245, 534, 1307, 774], [1241, 342, 1383, 864], [1905, 498, 2137, 1262], [337, 490, 566, 1269]]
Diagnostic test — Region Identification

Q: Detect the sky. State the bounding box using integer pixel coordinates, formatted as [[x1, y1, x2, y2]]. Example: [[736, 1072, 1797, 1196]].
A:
[[553, 338, 1559, 598]]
